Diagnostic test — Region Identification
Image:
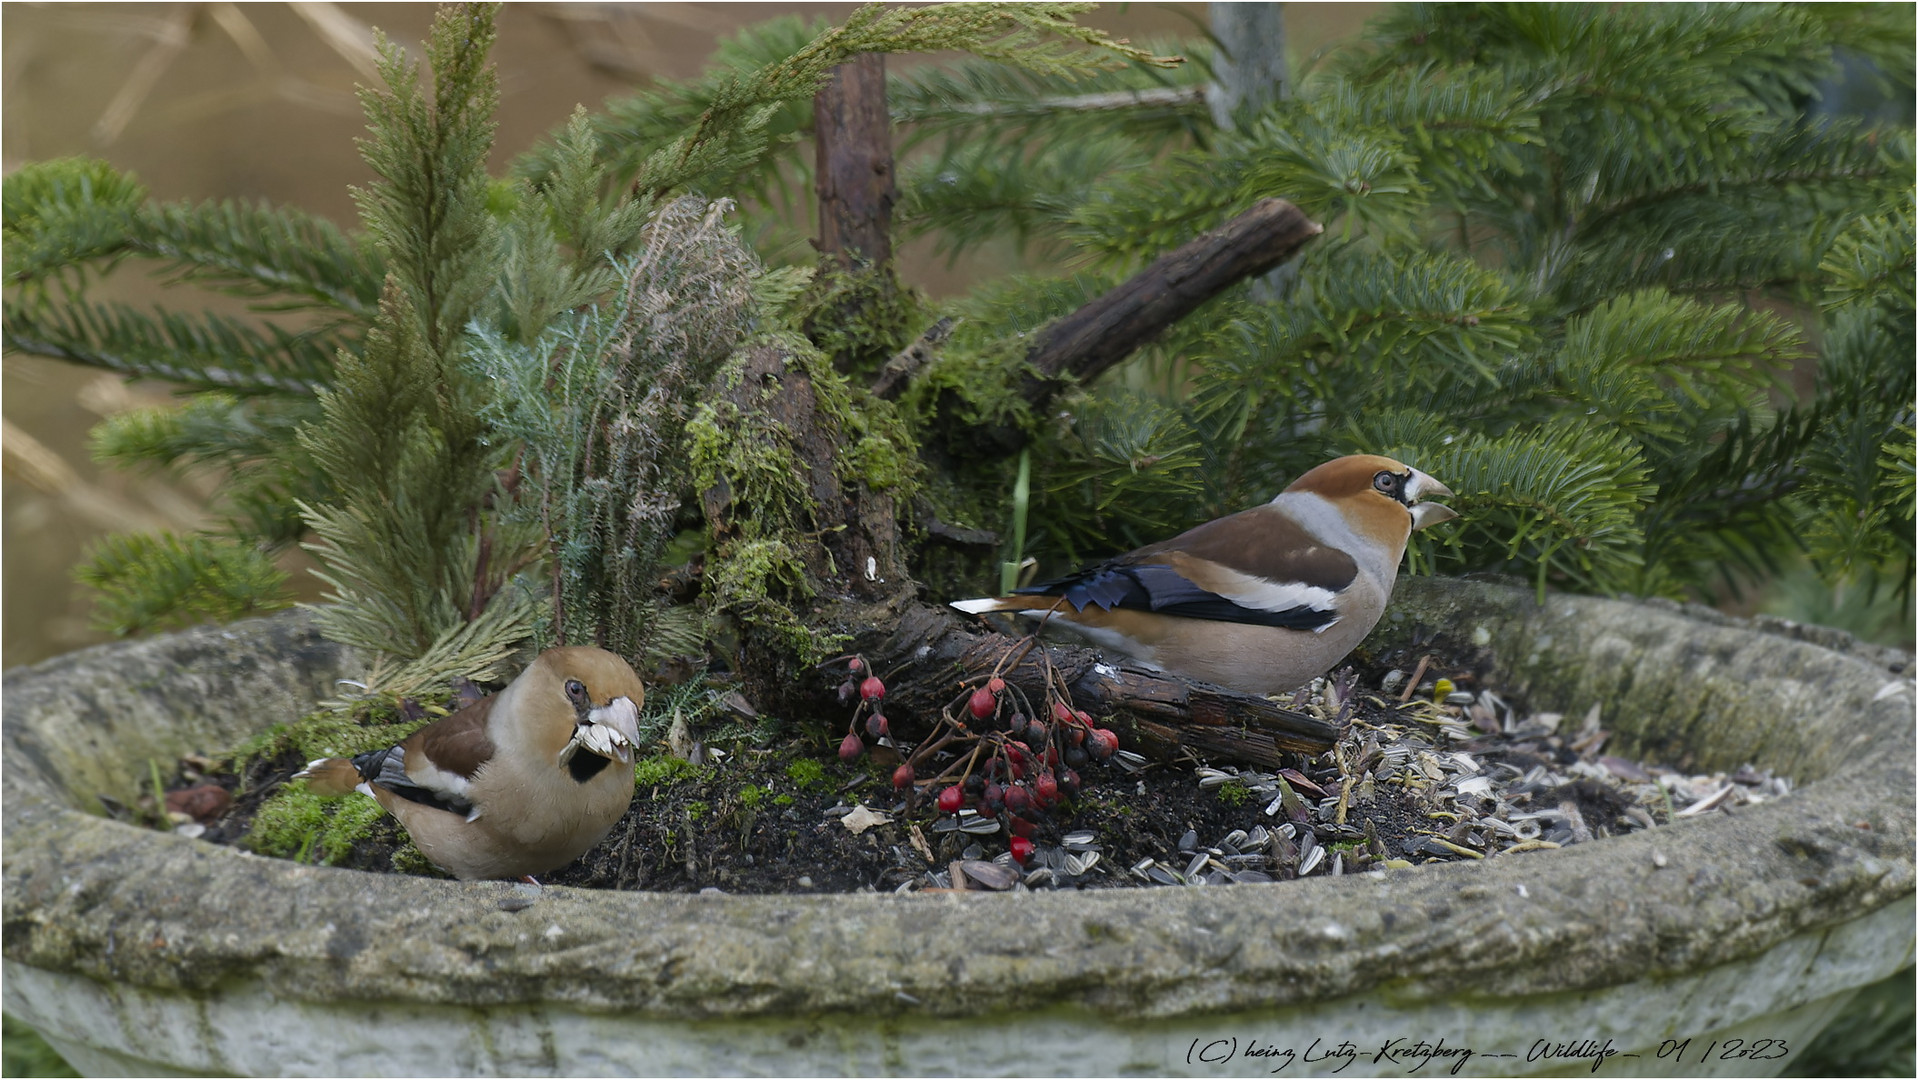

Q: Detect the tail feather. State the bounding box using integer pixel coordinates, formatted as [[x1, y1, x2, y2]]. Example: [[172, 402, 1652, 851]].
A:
[[950, 596, 1021, 615], [294, 757, 367, 797]]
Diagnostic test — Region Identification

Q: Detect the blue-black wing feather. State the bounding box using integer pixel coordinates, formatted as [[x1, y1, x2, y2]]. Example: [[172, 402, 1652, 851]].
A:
[[1015, 561, 1336, 632], [350, 745, 474, 817]]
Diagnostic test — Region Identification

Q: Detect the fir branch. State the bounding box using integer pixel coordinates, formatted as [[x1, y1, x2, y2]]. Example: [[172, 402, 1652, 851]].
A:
[[1821, 195, 1916, 316], [898, 132, 1144, 260], [345, 581, 546, 701], [1348, 413, 1654, 596], [2, 158, 146, 286], [890, 44, 1211, 144], [632, 3, 1179, 203], [75, 530, 292, 636], [137, 199, 382, 316], [474, 197, 758, 660], [89, 392, 305, 472], [4, 158, 380, 316], [3, 299, 336, 394], [351, 1, 502, 362]]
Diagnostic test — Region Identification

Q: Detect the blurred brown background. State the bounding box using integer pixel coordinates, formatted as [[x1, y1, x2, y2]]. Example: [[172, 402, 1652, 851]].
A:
[[2, 2, 1383, 670]]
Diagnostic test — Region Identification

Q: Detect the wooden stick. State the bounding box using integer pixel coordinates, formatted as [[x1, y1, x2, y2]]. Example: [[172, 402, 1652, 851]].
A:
[[1018, 198, 1322, 412]]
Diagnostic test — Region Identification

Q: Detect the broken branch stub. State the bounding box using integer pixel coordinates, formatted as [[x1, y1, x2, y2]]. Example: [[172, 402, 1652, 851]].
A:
[[1019, 197, 1322, 411]]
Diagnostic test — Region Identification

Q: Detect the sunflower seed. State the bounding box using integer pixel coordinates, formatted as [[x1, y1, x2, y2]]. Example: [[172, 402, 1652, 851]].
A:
[[1299, 846, 1325, 875]]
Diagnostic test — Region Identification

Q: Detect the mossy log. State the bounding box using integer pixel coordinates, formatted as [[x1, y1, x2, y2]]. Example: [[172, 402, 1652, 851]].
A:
[[845, 603, 1340, 762], [699, 337, 1337, 761]]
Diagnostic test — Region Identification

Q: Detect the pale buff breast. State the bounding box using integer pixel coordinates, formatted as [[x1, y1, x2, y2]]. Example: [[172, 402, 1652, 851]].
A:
[[381, 754, 634, 881]]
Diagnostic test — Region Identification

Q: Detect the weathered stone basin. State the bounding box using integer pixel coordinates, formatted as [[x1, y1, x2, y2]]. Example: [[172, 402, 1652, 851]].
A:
[[5, 577, 1913, 1076]]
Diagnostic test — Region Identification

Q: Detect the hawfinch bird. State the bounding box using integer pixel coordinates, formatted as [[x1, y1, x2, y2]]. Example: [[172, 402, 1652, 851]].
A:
[[297, 647, 644, 881], [952, 454, 1457, 696]]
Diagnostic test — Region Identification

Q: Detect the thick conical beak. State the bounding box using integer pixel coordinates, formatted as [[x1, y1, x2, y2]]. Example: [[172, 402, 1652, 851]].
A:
[[572, 696, 642, 764], [1407, 470, 1457, 530]]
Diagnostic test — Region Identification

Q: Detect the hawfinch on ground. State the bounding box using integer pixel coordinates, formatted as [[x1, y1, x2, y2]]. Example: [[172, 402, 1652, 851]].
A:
[[951, 454, 1458, 696], [297, 647, 644, 881]]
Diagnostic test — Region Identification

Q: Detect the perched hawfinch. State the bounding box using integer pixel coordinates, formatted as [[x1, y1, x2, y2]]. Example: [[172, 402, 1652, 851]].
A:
[[297, 647, 645, 881], [951, 454, 1457, 696]]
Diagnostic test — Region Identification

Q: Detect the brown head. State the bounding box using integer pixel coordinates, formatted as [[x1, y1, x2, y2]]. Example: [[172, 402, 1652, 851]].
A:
[[500, 647, 647, 767], [1283, 454, 1458, 551]]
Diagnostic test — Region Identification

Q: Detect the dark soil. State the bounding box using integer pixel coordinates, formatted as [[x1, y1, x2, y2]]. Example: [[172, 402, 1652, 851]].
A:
[[145, 641, 1775, 895]]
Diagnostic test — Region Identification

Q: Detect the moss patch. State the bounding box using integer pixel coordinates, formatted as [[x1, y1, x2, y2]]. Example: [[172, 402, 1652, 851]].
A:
[[799, 260, 924, 378], [245, 782, 392, 867], [689, 331, 921, 665]]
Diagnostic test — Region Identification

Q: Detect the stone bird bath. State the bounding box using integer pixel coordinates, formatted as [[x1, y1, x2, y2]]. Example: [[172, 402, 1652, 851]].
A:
[[4, 577, 1912, 1076]]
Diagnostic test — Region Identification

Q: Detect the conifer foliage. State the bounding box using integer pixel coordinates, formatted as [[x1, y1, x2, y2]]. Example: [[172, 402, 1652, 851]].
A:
[[887, 3, 1912, 608], [3, 1, 1911, 676]]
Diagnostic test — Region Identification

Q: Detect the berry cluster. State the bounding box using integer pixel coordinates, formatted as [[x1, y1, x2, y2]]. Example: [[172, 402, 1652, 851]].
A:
[[829, 653, 1121, 861]]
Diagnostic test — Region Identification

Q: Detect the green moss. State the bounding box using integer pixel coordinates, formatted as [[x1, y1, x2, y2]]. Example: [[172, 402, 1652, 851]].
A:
[[688, 332, 918, 666], [635, 754, 706, 787], [685, 800, 710, 821], [1216, 780, 1253, 807], [245, 782, 390, 866], [389, 839, 441, 876], [774, 793, 795, 806], [799, 261, 924, 378], [785, 757, 829, 790], [230, 696, 446, 777], [737, 784, 770, 810]]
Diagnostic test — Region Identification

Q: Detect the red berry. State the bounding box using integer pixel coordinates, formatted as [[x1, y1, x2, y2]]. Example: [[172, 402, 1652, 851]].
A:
[[839, 732, 865, 762], [1074, 709, 1093, 727], [1051, 701, 1073, 723], [1034, 771, 1059, 806], [848, 657, 864, 673], [892, 763, 915, 789], [987, 676, 1006, 695], [983, 783, 1005, 810], [1008, 816, 1039, 838], [860, 676, 886, 701], [1089, 729, 1118, 760], [1043, 746, 1061, 768], [977, 802, 998, 818], [1010, 835, 1035, 865], [1004, 785, 1030, 813], [936, 786, 964, 813], [837, 679, 858, 705], [968, 688, 997, 720], [866, 713, 889, 738]]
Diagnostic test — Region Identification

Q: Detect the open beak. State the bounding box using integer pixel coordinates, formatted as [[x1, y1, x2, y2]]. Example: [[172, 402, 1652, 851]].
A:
[[569, 696, 642, 764], [1408, 471, 1458, 531]]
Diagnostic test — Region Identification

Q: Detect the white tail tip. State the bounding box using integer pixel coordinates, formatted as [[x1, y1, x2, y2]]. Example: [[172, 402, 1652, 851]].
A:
[[949, 597, 1005, 615]]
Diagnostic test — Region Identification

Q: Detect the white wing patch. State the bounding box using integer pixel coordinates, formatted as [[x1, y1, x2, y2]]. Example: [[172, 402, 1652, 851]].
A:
[[1200, 564, 1340, 620], [407, 754, 474, 802]]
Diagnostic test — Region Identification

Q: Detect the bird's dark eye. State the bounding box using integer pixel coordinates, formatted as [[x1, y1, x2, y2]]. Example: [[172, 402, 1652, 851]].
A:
[[1373, 471, 1401, 496], [565, 679, 589, 704]]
